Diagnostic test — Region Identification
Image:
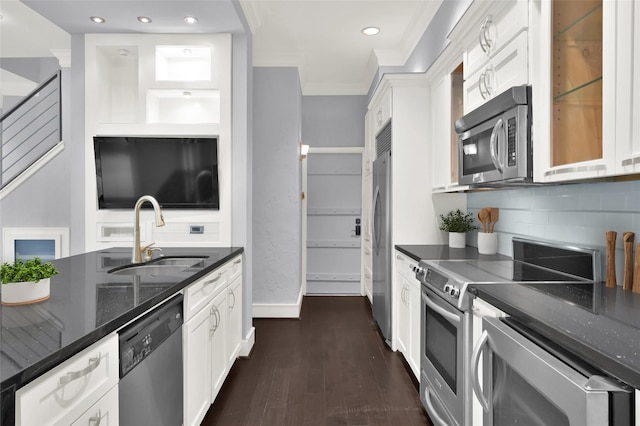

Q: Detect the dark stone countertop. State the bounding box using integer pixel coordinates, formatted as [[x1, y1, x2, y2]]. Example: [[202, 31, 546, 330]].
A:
[[1, 246, 243, 424], [470, 282, 640, 389], [395, 244, 510, 262]]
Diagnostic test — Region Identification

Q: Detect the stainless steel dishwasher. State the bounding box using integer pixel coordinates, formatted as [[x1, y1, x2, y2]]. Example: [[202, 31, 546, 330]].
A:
[[119, 293, 183, 426]]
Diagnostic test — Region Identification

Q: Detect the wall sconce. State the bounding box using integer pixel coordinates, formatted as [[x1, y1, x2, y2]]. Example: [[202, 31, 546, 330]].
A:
[[300, 143, 310, 160]]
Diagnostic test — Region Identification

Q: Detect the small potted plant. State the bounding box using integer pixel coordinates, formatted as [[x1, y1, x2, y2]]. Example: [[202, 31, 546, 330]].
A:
[[439, 209, 478, 248], [1, 258, 59, 305]]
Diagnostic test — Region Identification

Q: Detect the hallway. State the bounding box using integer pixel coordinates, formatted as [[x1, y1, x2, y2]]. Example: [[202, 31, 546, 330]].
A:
[[202, 296, 432, 426]]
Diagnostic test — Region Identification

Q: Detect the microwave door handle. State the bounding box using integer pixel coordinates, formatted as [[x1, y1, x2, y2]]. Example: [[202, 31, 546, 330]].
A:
[[489, 118, 504, 173], [471, 330, 491, 412]]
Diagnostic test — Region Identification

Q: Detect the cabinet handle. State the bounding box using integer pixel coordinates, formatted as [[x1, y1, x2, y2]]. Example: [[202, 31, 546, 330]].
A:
[[59, 354, 101, 386], [543, 164, 607, 177], [88, 410, 102, 426], [377, 109, 383, 127], [621, 155, 640, 167], [479, 15, 493, 53], [210, 305, 220, 334], [478, 72, 488, 99], [233, 258, 241, 265], [483, 67, 494, 97], [228, 288, 236, 311], [203, 273, 222, 285], [396, 254, 404, 260]]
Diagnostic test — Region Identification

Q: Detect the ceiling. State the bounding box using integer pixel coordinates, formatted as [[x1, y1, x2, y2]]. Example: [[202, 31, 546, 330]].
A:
[[1, 0, 442, 95]]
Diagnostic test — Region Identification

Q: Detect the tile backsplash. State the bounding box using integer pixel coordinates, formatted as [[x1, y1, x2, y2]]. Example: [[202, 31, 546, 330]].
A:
[[466, 180, 640, 284]]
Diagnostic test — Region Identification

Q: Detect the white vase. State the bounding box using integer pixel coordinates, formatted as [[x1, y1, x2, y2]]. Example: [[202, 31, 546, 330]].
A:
[[449, 232, 466, 248], [1, 278, 51, 305], [477, 232, 498, 255]]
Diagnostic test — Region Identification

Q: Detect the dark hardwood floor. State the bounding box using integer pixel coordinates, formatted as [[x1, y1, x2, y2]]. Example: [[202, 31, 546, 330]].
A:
[[201, 296, 433, 426]]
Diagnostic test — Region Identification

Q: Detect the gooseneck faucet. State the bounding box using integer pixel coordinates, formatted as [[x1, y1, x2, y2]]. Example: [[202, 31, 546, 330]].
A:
[[132, 195, 165, 263]]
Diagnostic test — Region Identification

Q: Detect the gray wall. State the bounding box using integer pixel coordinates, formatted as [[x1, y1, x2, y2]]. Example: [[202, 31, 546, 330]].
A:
[[301, 96, 367, 148], [368, 0, 473, 99], [0, 65, 73, 260], [252, 67, 302, 304]]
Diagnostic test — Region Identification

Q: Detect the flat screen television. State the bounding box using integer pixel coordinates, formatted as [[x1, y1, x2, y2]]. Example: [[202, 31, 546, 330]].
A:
[[94, 136, 219, 209]]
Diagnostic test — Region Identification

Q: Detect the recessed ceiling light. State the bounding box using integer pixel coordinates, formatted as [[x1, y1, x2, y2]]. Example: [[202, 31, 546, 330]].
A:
[[362, 26, 380, 36], [184, 16, 198, 24], [137, 16, 152, 23], [90, 16, 105, 24], [183, 91, 192, 98]]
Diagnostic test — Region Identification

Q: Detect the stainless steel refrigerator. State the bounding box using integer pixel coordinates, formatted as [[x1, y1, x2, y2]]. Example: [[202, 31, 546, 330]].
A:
[[372, 149, 391, 346]]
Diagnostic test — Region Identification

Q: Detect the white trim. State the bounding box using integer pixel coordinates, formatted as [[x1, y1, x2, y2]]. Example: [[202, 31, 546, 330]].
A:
[[252, 287, 303, 318], [0, 141, 64, 201], [308, 147, 364, 155], [239, 326, 256, 357], [2, 227, 70, 263]]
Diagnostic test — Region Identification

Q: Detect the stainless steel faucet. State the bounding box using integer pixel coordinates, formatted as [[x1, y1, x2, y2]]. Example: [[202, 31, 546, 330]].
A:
[[132, 195, 165, 263]]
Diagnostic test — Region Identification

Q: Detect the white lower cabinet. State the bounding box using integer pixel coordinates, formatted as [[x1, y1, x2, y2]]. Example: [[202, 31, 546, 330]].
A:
[[183, 255, 243, 426], [184, 297, 215, 426], [209, 291, 228, 402], [226, 275, 243, 365], [15, 333, 119, 426], [394, 251, 421, 380], [71, 385, 119, 426]]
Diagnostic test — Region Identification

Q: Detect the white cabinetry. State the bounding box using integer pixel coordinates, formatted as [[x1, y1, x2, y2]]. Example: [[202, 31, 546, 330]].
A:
[[531, 0, 624, 182], [84, 34, 232, 251], [183, 255, 243, 426], [70, 385, 119, 426], [394, 251, 421, 380], [362, 110, 374, 302], [464, 31, 529, 114], [15, 334, 119, 426]]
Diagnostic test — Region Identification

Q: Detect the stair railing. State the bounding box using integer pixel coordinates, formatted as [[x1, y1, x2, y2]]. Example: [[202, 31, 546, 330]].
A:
[[1, 71, 62, 190]]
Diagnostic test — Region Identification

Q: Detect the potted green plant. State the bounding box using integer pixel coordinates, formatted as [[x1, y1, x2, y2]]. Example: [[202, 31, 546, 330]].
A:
[[1, 258, 59, 305], [439, 209, 478, 248]]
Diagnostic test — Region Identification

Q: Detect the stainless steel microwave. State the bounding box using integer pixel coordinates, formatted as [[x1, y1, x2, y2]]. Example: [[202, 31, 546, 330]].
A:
[[455, 85, 532, 186]]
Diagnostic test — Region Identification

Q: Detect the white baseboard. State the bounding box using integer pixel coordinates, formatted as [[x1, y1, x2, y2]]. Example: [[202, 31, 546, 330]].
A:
[[239, 326, 255, 357], [252, 287, 303, 318]]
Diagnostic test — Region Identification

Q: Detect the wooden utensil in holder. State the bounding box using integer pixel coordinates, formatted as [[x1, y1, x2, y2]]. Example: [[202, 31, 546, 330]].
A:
[[633, 243, 640, 294], [606, 230, 617, 288], [623, 232, 634, 290]]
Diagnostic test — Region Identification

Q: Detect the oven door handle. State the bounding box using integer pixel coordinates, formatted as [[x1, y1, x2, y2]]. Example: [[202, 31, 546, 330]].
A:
[[471, 329, 491, 412], [422, 292, 460, 324], [489, 117, 504, 173], [423, 386, 453, 426]]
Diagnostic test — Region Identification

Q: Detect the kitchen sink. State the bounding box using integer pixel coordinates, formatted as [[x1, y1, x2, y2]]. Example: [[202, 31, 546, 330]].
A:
[[109, 256, 208, 276]]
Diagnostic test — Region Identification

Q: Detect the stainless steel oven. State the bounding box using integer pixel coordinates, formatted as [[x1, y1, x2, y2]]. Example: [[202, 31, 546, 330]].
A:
[[415, 237, 610, 426], [456, 85, 532, 185], [472, 316, 632, 426], [419, 283, 471, 426]]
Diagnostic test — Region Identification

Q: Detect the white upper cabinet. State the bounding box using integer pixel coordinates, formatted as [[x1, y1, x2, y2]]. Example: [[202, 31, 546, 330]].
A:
[[615, 0, 640, 175], [461, 0, 530, 113], [429, 60, 468, 192], [531, 0, 624, 182]]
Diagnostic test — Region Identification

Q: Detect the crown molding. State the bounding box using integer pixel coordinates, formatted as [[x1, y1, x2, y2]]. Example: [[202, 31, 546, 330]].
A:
[[238, 0, 262, 34]]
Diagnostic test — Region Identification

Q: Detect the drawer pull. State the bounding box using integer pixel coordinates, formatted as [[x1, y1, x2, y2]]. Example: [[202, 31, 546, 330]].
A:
[[203, 273, 222, 286], [59, 354, 101, 386], [89, 410, 102, 426], [228, 288, 236, 311], [233, 258, 241, 265]]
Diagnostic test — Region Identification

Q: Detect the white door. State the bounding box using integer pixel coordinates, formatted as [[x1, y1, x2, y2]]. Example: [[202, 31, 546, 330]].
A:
[[305, 149, 363, 295]]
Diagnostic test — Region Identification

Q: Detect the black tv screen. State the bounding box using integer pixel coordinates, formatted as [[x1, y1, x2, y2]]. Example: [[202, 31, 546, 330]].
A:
[[94, 136, 219, 209]]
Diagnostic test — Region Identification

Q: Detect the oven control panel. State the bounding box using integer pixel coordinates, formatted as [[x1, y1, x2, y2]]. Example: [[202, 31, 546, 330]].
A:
[[417, 266, 462, 301]]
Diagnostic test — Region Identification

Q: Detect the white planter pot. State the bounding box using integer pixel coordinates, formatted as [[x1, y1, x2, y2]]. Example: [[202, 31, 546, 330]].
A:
[[478, 232, 498, 255], [449, 232, 466, 248], [1, 278, 50, 306]]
